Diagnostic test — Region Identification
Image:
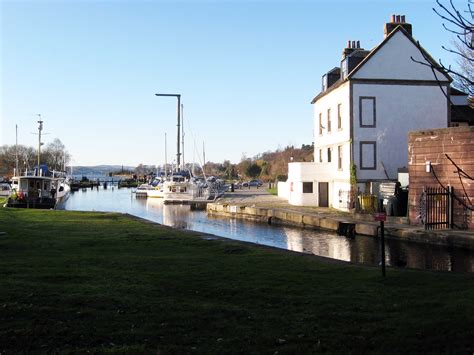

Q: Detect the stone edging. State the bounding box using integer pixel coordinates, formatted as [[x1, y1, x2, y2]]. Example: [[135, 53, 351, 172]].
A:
[[207, 203, 474, 250]]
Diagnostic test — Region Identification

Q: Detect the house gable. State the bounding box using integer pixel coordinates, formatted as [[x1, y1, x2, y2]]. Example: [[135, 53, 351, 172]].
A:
[[350, 28, 451, 82]]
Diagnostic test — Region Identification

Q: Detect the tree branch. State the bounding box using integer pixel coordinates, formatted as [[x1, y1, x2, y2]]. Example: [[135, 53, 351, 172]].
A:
[[441, 45, 474, 62]]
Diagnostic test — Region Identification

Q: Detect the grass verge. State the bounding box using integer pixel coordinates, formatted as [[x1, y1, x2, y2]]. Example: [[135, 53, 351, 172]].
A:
[[267, 187, 278, 195], [0, 207, 473, 353]]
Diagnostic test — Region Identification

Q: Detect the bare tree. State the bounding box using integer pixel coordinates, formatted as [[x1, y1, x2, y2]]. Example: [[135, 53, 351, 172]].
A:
[[451, 37, 474, 93], [0, 145, 37, 175], [42, 138, 71, 171], [412, 0, 473, 107], [434, 0, 473, 96]]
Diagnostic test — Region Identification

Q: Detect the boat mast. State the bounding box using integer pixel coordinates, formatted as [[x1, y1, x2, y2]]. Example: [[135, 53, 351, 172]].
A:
[[192, 147, 195, 176], [154, 93, 181, 172], [181, 103, 184, 171], [37, 115, 43, 176], [165, 132, 168, 179], [176, 96, 181, 172], [202, 141, 205, 176], [15, 124, 19, 175], [201, 141, 207, 180]]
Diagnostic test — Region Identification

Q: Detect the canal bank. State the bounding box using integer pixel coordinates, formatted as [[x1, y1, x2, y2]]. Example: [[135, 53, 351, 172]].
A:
[[208, 188, 474, 250], [61, 187, 473, 272]]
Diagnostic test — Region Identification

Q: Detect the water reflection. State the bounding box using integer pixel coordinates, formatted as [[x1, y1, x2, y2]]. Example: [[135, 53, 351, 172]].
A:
[[62, 187, 474, 273], [283, 227, 352, 262]]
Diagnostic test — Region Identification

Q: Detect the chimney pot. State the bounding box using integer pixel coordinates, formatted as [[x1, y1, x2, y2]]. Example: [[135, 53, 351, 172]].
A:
[[347, 40, 351, 48], [357, 40, 360, 48], [352, 40, 356, 48], [385, 14, 412, 38]]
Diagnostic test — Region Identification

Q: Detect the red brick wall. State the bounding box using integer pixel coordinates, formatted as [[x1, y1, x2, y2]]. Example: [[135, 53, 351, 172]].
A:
[[408, 127, 474, 230]]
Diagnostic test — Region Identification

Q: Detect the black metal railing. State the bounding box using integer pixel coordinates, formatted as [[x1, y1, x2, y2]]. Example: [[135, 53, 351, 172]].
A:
[[422, 186, 453, 230]]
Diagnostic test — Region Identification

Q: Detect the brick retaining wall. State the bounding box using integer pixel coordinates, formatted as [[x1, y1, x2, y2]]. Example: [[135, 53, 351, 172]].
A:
[[408, 127, 474, 230]]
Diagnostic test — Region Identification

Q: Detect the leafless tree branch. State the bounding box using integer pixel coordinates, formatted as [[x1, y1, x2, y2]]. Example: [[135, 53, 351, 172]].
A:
[[411, 1, 474, 108], [441, 45, 474, 62]]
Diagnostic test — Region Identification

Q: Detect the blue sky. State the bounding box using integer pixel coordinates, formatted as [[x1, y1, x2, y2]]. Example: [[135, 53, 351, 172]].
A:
[[0, 0, 463, 166]]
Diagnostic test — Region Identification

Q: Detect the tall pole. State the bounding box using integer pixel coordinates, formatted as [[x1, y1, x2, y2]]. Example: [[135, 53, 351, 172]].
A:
[[181, 103, 184, 170], [15, 124, 19, 175], [164, 132, 168, 178], [155, 93, 181, 171], [37, 114, 43, 175], [177, 96, 181, 171], [203, 141, 206, 176]]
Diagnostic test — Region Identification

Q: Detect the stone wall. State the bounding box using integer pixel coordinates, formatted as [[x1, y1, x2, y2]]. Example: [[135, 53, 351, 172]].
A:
[[408, 127, 474, 230]]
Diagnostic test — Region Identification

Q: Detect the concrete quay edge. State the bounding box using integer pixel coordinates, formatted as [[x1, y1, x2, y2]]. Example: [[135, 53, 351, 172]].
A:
[[207, 202, 474, 250]]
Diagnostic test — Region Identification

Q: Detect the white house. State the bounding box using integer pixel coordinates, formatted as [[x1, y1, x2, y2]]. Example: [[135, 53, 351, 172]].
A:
[[279, 15, 451, 210]]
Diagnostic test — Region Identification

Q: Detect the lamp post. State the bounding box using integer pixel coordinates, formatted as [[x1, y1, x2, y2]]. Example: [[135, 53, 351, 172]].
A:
[[155, 93, 181, 171]]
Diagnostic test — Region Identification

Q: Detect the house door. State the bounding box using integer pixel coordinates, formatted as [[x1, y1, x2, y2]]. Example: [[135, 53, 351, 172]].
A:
[[318, 182, 329, 207]]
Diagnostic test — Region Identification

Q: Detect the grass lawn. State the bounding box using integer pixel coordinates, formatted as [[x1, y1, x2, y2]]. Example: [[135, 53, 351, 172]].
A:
[[267, 187, 278, 195], [0, 207, 473, 353]]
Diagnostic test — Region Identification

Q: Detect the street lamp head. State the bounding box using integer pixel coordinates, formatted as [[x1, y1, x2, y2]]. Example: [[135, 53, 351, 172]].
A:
[[155, 93, 181, 98]]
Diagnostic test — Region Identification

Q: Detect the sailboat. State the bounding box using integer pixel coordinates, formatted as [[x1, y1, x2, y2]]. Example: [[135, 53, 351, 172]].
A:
[[161, 118, 227, 203], [150, 97, 227, 204]]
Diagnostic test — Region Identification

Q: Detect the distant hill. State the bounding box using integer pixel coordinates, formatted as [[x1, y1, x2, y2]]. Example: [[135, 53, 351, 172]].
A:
[[72, 165, 134, 177]]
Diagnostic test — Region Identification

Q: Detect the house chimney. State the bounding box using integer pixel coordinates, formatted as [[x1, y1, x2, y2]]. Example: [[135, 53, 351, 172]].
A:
[[340, 40, 369, 79], [342, 40, 362, 59], [384, 14, 412, 38]]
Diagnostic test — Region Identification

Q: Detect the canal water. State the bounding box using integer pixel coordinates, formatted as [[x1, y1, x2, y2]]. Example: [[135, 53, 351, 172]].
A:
[[62, 186, 474, 273]]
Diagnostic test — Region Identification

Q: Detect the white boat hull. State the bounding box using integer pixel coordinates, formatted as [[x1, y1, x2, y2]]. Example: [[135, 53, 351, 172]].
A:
[[147, 188, 164, 198]]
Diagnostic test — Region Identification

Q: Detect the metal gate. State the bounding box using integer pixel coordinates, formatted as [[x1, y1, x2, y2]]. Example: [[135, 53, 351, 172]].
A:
[[420, 186, 453, 230]]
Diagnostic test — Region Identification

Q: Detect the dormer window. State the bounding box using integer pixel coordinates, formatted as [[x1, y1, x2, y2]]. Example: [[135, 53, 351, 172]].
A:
[[322, 68, 341, 92], [341, 59, 348, 79], [322, 74, 328, 92]]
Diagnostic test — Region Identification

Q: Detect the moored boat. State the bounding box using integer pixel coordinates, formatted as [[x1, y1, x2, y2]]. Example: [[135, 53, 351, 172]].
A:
[[7, 167, 70, 209], [147, 182, 165, 198], [162, 173, 227, 203], [135, 183, 151, 197], [0, 182, 11, 197], [5, 119, 71, 209]]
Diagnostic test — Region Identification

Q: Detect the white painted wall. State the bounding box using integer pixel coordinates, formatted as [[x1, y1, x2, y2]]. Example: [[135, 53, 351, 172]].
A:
[[352, 83, 448, 181], [313, 83, 352, 179], [286, 162, 319, 206], [311, 83, 353, 208], [313, 82, 351, 153], [277, 181, 289, 199], [352, 30, 449, 82]]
